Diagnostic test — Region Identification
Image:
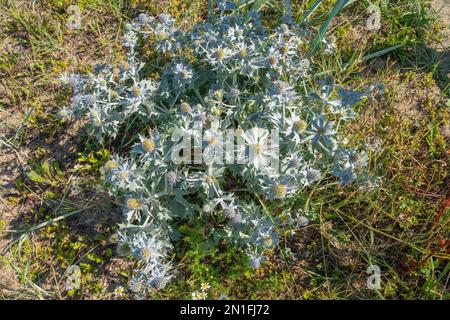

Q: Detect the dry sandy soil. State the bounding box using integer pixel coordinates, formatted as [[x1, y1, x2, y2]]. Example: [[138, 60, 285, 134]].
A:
[[433, 0, 450, 45]]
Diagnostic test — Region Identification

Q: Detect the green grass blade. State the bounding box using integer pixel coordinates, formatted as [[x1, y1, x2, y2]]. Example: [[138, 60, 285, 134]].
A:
[[307, 0, 349, 57], [361, 44, 405, 62], [208, 0, 215, 22], [300, 0, 323, 24]]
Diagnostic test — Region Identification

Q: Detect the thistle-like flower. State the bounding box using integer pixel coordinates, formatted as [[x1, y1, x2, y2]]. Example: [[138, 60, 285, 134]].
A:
[[132, 133, 162, 164]]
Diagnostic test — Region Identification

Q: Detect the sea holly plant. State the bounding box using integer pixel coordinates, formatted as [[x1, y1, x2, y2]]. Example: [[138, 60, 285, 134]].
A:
[[59, 1, 379, 295]]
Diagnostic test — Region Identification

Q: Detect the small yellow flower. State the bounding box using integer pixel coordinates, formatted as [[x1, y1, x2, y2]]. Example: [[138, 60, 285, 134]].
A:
[[93, 117, 102, 127], [268, 55, 277, 66], [255, 142, 263, 155], [142, 138, 156, 152], [179, 69, 190, 79], [200, 282, 210, 291], [118, 170, 129, 181], [215, 48, 225, 61], [294, 120, 307, 133], [91, 110, 99, 118], [110, 90, 119, 100], [156, 30, 168, 41], [142, 246, 153, 260], [114, 286, 125, 298], [207, 136, 217, 145], [279, 45, 289, 55], [119, 61, 130, 71], [212, 107, 222, 117], [264, 236, 273, 247], [275, 184, 287, 199], [214, 90, 223, 100], [180, 102, 191, 113], [132, 86, 142, 97], [104, 160, 118, 171], [127, 198, 141, 210]]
